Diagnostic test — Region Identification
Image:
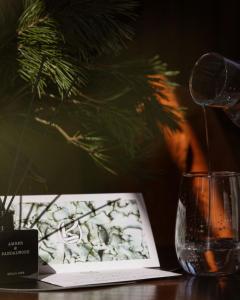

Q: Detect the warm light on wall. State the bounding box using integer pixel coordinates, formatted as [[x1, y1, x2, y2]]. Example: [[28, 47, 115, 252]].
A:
[[150, 76, 232, 271]]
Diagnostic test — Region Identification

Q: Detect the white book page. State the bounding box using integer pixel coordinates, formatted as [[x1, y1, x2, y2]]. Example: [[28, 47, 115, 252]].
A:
[[39, 268, 180, 288]]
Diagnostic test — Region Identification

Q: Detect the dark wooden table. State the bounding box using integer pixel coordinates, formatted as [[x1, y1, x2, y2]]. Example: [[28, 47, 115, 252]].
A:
[[0, 247, 240, 300], [1, 274, 240, 300]]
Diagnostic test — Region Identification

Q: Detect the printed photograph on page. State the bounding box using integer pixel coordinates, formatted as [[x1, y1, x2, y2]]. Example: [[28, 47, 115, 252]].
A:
[[10, 194, 150, 270]]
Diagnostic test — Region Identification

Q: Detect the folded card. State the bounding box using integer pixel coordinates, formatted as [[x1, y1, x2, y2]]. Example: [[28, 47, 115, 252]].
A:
[[5, 193, 180, 288]]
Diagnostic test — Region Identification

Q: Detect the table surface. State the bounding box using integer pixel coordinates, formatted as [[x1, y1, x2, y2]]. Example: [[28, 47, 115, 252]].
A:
[[0, 248, 238, 300], [1, 273, 240, 300]]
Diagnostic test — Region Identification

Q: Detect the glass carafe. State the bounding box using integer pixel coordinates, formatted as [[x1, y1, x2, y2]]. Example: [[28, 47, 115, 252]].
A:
[[189, 52, 240, 126]]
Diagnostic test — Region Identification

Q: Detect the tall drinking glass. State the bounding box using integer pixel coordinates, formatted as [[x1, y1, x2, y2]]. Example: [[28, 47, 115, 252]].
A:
[[175, 172, 240, 276]]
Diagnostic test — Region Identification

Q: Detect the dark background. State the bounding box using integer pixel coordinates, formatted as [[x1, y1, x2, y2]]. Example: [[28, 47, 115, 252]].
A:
[[3, 0, 240, 259], [130, 0, 240, 254], [27, 0, 240, 251], [137, 0, 240, 86]]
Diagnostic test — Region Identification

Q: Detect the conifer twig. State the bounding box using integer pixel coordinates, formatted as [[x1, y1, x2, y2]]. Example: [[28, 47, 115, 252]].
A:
[[35, 117, 83, 145]]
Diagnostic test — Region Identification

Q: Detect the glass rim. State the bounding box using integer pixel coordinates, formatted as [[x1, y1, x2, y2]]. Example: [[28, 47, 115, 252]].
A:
[[183, 171, 240, 178], [189, 52, 228, 104]]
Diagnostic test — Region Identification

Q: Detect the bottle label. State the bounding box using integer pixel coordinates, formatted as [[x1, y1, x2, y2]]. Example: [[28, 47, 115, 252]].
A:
[[0, 230, 38, 281]]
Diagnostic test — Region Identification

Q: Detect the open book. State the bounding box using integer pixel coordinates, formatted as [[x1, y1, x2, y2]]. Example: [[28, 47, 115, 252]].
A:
[[7, 193, 180, 289]]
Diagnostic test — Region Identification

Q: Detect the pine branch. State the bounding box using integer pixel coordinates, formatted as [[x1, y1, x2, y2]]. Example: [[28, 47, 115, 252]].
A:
[[33, 54, 181, 163], [34, 116, 116, 174], [45, 0, 138, 57], [85, 56, 179, 104], [17, 0, 86, 98], [80, 56, 181, 134], [17, 0, 138, 98], [0, 0, 183, 176], [95, 106, 152, 158]]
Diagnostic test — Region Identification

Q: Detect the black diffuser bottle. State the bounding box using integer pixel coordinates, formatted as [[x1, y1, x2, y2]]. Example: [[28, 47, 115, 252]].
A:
[[0, 203, 38, 282]]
